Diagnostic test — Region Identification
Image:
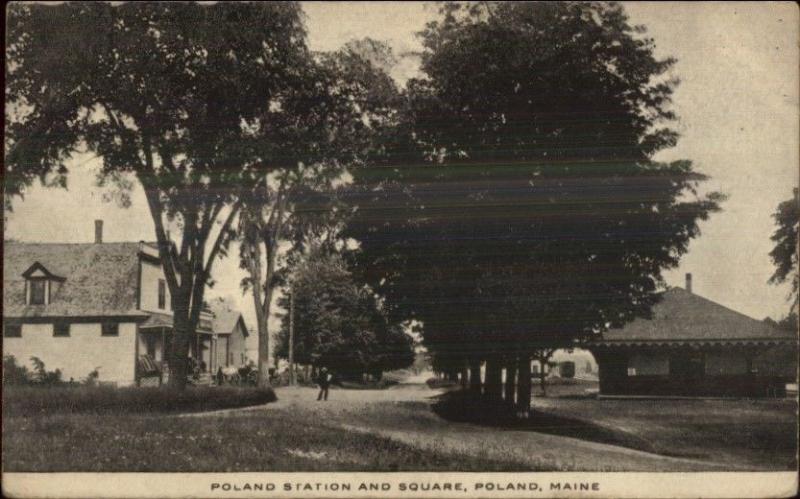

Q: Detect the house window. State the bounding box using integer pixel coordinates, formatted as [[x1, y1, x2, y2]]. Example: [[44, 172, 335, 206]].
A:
[[627, 367, 637, 376], [101, 322, 119, 337], [53, 321, 70, 337], [158, 279, 166, 310], [669, 352, 705, 378], [29, 279, 46, 305], [3, 323, 22, 338]]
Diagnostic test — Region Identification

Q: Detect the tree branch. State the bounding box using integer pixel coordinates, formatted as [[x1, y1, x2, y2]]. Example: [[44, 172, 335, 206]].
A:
[[202, 200, 243, 280], [139, 140, 180, 293]]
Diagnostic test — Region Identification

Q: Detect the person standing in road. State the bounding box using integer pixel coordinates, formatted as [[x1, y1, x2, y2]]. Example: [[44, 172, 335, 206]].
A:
[[317, 366, 331, 401]]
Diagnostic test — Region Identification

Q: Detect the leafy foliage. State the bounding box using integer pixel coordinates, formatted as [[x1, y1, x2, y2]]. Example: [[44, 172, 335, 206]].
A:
[[768, 191, 799, 303], [5, 2, 318, 387], [344, 1, 723, 373], [3, 355, 63, 386], [3, 355, 32, 386], [275, 251, 414, 379], [235, 38, 400, 385]]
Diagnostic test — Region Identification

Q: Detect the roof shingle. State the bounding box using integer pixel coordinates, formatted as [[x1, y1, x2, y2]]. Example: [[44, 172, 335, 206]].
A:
[[3, 242, 146, 318], [596, 288, 795, 344], [207, 297, 247, 336]]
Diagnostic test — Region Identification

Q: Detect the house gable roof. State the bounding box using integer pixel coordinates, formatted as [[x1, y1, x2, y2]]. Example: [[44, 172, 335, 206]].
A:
[[22, 262, 66, 281], [3, 241, 147, 319], [207, 297, 248, 336], [593, 287, 795, 346]]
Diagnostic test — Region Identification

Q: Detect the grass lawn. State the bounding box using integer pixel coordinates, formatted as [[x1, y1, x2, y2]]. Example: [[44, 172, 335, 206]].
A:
[[2, 410, 529, 472], [2, 385, 277, 416], [4, 383, 796, 472], [532, 386, 797, 470]]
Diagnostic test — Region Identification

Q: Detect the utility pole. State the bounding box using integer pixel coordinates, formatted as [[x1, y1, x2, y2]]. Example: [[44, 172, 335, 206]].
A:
[[288, 288, 295, 386]]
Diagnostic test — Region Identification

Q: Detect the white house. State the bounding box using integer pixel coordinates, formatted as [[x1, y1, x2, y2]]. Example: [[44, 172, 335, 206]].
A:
[[2, 221, 248, 386]]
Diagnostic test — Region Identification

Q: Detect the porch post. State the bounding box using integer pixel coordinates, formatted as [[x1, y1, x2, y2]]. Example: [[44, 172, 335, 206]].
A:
[[211, 336, 216, 374], [160, 327, 166, 386], [134, 324, 140, 387]]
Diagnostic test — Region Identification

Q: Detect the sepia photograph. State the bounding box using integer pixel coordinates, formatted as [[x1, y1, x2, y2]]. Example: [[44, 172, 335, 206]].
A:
[[2, 1, 799, 498]]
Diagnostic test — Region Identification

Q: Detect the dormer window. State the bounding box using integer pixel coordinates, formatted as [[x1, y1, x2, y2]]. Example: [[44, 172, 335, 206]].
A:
[[30, 279, 46, 305], [22, 262, 66, 306]]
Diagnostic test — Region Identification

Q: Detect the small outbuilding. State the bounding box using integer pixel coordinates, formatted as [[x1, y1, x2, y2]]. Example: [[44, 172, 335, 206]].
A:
[[588, 275, 797, 398]]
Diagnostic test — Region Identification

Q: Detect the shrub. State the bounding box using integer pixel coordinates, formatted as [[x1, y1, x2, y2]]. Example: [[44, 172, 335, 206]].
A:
[[3, 355, 64, 386], [3, 355, 30, 386], [84, 368, 100, 387], [3, 385, 277, 417]]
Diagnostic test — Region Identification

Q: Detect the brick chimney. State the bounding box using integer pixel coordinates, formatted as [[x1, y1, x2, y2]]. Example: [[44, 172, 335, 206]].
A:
[[685, 273, 692, 293], [95, 220, 103, 244]]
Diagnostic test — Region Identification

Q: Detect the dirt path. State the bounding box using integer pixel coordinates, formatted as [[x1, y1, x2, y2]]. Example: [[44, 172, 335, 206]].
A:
[[197, 382, 740, 471]]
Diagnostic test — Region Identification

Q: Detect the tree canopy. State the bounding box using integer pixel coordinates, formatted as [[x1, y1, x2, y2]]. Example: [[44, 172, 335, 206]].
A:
[[344, 1, 723, 388], [275, 250, 414, 380], [769, 189, 799, 303], [6, 2, 325, 387], [235, 38, 400, 386]]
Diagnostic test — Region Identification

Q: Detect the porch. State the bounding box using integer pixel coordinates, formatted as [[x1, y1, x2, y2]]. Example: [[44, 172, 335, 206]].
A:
[[135, 312, 219, 386]]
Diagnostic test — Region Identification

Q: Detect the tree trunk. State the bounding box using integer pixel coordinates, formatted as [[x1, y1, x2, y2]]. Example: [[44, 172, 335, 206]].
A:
[[167, 312, 192, 390], [504, 357, 517, 404], [243, 183, 289, 389], [244, 234, 273, 389], [534, 350, 555, 398], [254, 288, 271, 388], [516, 354, 532, 417], [288, 290, 295, 386], [460, 366, 468, 389], [484, 356, 503, 400], [469, 358, 482, 393], [539, 362, 548, 397]]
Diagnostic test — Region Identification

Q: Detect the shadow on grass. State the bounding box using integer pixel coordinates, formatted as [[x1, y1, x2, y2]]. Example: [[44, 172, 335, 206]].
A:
[[431, 390, 661, 456]]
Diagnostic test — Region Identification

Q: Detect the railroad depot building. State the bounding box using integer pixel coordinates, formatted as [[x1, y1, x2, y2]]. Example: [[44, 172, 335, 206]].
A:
[[2, 221, 248, 386], [588, 274, 798, 397]]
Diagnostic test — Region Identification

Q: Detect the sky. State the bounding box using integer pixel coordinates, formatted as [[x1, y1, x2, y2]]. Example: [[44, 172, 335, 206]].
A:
[[4, 2, 798, 356]]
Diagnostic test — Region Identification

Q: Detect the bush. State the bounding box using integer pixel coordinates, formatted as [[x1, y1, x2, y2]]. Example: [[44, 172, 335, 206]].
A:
[[84, 368, 100, 387], [3, 355, 30, 386], [3, 355, 63, 387], [3, 385, 277, 417]]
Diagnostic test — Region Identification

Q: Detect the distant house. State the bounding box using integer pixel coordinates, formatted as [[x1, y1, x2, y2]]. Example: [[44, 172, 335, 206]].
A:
[[548, 349, 598, 380], [206, 297, 249, 370], [588, 274, 797, 398], [2, 221, 247, 386]]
